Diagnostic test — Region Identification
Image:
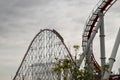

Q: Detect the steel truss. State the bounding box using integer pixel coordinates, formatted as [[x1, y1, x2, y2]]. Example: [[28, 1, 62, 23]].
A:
[[81, 0, 118, 79], [13, 29, 73, 80]]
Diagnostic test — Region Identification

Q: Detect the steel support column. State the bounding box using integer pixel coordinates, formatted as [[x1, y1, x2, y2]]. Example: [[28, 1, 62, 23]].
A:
[[99, 12, 106, 77], [78, 11, 103, 67], [119, 68, 120, 74], [103, 28, 120, 79]]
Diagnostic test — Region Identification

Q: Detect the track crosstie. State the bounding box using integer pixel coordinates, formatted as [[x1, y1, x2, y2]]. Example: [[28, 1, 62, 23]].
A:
[[82, 0, 117, 71]]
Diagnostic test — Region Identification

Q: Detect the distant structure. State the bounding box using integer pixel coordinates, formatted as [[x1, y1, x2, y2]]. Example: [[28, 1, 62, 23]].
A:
[[13, 29, 73, 80], [13, 0, 120, 80]]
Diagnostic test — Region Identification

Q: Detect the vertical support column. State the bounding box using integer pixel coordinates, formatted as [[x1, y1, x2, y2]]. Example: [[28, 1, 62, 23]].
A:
[[119, 68, 120, 74], [86, 43, 92, 68], [78, 11, 103, 67], [86, 44, 94, 78], [99, 12, 106, 77], [87, 44, 92, 62], [103, 28, 120, 79]]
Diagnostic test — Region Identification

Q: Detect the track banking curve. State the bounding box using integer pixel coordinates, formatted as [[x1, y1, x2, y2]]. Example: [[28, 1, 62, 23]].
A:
[[82, 0, 117, 71]]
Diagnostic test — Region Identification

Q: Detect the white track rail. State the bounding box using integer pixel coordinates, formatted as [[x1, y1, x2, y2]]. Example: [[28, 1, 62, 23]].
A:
[[79, 0, 117, 71]]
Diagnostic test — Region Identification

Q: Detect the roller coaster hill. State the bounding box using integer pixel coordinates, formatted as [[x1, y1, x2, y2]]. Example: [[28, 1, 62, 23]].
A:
[[13, 0, 120, 80]]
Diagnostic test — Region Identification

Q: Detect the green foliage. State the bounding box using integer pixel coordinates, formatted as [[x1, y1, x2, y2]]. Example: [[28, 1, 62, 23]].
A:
[[102, 79, 109, 80], [51, 45, 102, 80], [52, 55, 98, 80], [103, 64, 109, 72], [73, 45, 80, 51]]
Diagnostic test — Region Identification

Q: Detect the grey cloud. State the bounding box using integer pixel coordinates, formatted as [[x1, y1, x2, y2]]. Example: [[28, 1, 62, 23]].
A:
[[13, 0, 52, 8], [0, 0, 120, 80]]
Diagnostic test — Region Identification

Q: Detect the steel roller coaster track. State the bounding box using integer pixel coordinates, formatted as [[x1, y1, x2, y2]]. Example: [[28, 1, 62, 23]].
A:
[[13, 0, 118, 80], [82, 0, 117, 72]]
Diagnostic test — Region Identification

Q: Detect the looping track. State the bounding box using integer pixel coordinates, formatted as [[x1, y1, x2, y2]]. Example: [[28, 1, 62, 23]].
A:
[[82, 0, 117, 72]]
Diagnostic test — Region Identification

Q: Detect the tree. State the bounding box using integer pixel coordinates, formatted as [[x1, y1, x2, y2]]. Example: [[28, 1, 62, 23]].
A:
[[51, 45, 100, 80]]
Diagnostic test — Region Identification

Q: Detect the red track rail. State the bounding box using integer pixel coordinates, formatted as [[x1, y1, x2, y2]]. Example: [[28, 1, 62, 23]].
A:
[[82, 0, 117, 72], [109, 75, 120, 80]]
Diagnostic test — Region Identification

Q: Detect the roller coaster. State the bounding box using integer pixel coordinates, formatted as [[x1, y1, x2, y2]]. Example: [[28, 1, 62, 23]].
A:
[[13, 0, 120, 80]]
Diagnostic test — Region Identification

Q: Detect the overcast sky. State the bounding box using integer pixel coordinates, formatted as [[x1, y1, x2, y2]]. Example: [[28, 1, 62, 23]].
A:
[[0, 0, 120, 80]]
